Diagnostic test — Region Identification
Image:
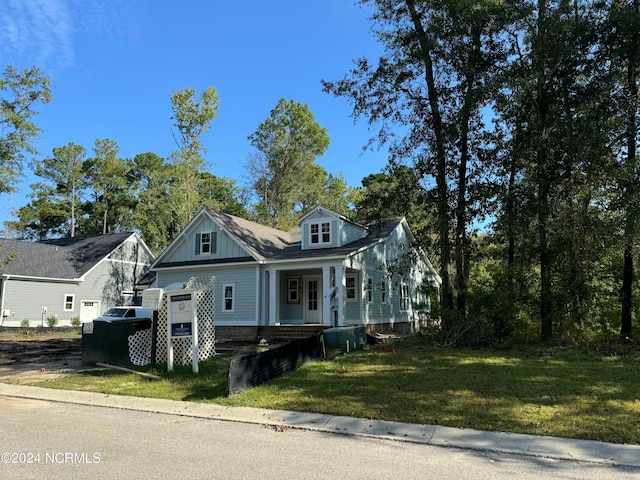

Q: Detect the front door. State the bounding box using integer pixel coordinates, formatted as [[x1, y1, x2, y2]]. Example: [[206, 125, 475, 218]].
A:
[[304, 276, 322, 324]]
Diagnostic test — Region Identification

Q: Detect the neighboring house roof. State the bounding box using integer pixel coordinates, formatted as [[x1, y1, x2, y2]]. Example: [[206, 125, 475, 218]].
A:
[[0, 232, 142, 280]]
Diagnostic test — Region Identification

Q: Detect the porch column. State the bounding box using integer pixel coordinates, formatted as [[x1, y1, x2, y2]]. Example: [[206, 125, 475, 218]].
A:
[[322, 266, 332, 326], [268, 269, 278, 325], [335, 264, 346, 327]]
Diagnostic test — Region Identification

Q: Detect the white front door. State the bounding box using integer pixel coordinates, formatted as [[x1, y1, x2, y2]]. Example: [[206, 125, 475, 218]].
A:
[[80, 300, 101, 323], [304, 276, 322, 324]]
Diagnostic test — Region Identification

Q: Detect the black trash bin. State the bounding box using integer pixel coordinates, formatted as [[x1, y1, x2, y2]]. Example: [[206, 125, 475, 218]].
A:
[[82, 318, 152, 365]]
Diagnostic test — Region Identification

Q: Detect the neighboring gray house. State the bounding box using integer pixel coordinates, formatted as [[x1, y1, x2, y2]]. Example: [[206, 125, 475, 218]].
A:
[[0, 232, 155, 326], [151, 207, 441, 335]]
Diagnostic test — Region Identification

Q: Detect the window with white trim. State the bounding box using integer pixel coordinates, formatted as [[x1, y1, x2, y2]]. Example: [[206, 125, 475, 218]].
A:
[[346, 274, 357, 302], [365, 278, 373, 303], [63, 294, 75, 312], [196, 231, 216, 255], [287, 277, 300, 304], [380, 281, 387, 304], [201, 232, 212, 254], [223, 283, 235, 312], [310, 221, 331, 244], [400, 284, 410, 312]]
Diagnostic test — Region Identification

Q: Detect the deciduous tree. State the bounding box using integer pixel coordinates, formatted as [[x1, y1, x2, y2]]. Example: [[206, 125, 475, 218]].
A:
[[170, 86, 219, 227]]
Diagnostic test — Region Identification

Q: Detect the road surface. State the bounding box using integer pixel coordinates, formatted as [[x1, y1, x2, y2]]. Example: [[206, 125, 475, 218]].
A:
[[1, 396, 638, 480]]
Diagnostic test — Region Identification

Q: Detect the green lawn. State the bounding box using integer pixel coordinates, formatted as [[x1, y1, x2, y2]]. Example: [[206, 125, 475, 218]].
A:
[[24, 338, 640, 445]]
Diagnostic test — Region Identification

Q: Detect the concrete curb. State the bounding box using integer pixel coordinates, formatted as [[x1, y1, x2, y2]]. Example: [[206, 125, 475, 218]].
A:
[[1, 382, 639, 468]]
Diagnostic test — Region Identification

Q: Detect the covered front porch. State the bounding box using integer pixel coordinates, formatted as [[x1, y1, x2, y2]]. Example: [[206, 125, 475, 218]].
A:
[[263, 263, 359, 327]]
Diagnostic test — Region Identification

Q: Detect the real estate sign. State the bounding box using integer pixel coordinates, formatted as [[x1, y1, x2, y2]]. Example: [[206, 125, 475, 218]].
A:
[[166, 289, 199, 373]]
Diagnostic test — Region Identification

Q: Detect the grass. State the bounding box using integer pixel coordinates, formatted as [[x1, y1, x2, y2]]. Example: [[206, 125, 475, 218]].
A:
[[17, 337, 640, 445], [0, 328, 81, 340]]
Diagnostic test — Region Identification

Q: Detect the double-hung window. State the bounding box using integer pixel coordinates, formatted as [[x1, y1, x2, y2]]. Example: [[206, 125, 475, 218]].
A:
[[365, 278, 373, 303], [346, 274, 357, 301], [223, 283, 235, 312], [310, 222, 331, 245], [380, 281, 387, 304], [400, 284, 410, 312], [63, 294, 75, 312], [287, 278, 300, 304], [196, 231, 216, 255]]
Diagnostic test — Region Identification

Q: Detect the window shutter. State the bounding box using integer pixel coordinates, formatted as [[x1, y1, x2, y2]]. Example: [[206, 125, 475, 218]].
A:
[[195, 233, 201, 255], [212, 231, 217, 253]]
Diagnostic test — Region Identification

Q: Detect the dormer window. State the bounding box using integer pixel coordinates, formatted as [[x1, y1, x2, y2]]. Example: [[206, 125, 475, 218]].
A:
[[310, 222, 331, 244]]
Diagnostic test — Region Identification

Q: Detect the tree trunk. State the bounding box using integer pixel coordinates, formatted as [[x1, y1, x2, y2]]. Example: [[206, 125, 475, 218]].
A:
[[454, 23, 482, 320], [506, 151, 516, 297], [406, 0, 454, 320], [621, 0, 638, 338], [535, 0, 554, 342]]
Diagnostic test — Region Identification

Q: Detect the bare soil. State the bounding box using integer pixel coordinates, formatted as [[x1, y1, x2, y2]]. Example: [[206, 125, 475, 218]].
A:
[[0, 332, 88, 384], [0, 331, 277, 384]]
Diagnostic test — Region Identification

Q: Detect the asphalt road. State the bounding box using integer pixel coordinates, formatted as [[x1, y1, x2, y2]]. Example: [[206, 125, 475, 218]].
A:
[[1, 396, 638, 480]]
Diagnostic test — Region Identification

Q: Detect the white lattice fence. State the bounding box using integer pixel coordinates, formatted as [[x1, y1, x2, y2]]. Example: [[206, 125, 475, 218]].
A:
[[153, 276, 216, 366]]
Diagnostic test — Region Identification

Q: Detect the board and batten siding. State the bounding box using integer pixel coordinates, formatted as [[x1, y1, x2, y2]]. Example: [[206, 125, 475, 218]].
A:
[[156, 265, 257, 326], [165, 217, 248, 264]]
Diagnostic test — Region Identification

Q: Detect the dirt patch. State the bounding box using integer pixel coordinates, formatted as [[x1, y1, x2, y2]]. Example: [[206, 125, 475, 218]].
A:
[[0, 332, 282, 384], [0, 333, 91, 384], [0, 335, 81, 365]]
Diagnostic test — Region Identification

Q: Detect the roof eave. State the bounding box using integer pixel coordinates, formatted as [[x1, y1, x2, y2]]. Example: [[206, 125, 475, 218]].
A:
[[2, 274, 82, 284]]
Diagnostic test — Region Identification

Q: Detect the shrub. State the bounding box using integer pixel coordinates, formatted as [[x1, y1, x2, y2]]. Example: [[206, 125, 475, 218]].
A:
[[70, 316, 81, 327], [20, 319, 30, 328], [46, 315, 59, 327]]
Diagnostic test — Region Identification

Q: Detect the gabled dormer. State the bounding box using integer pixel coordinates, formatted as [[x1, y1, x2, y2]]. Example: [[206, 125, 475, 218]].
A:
[[299, 207, 367, 250]]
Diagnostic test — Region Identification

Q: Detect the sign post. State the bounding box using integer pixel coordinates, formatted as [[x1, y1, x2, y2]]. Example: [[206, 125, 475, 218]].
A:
[[166, 289, 199, 374], [141, 288, 165, 371]]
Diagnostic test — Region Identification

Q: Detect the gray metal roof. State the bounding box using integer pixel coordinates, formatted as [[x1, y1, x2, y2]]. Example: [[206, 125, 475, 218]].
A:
[[0, 232, 136, 279]]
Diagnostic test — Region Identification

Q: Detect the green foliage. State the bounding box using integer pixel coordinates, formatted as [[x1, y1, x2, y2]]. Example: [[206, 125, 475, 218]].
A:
[[246, 98, 331, 230], [170, 86, 220, 227], [32, 142, 87, 237], [0, 65, 52, 194], [70, 316, 81, 327], [82, 138, 134, 235], [20, 319, 29, 328], [46, 315, 58, 327], [354, 166, 435, 249]]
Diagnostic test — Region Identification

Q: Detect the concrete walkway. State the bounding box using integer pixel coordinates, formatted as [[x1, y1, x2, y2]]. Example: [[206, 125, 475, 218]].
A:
[[1, 382, 639, 468]]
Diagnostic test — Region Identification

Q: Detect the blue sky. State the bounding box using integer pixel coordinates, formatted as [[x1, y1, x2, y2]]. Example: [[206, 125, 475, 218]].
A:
[[0, 0, 389, 231]]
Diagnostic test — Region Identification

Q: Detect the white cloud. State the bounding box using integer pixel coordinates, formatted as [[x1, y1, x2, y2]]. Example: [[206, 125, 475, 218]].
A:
[[0, 0, 74, 73], [0, 0, 145, 75]]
